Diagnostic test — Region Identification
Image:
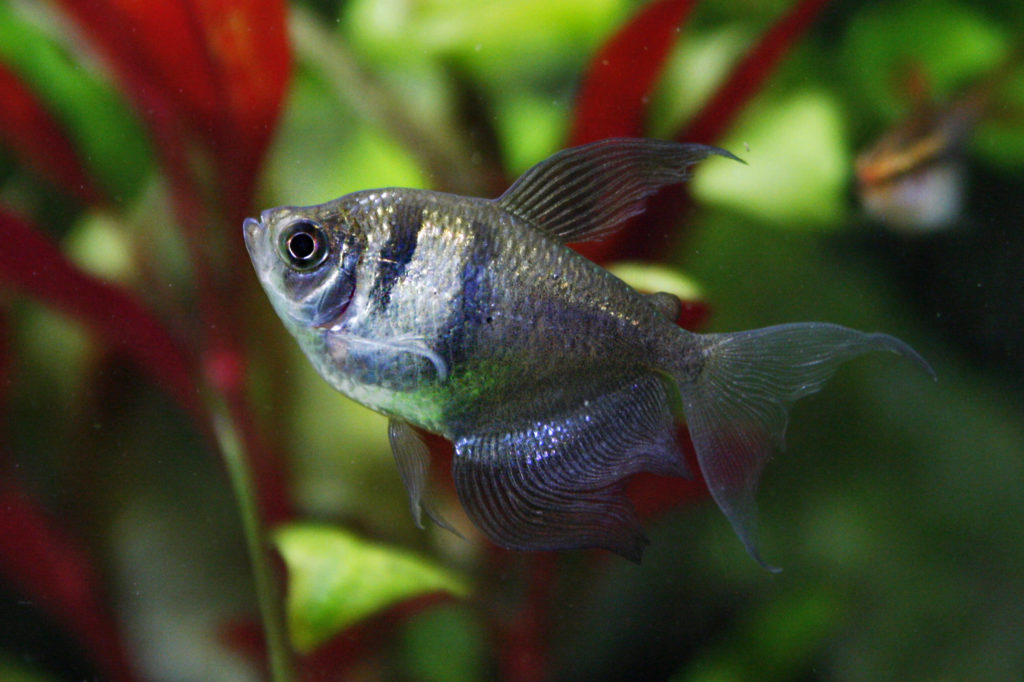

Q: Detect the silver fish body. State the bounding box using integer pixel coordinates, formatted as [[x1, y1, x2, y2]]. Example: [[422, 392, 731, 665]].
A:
[[252, 189, 689, 434], [246, 138, 933, 566]]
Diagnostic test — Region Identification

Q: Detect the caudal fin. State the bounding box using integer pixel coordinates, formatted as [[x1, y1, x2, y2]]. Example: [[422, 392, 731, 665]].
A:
[[677, 323, 934, 571]]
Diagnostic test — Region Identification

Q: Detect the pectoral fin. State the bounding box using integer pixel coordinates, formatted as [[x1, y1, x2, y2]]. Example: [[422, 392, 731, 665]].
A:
[[347, 335, 449, 381], [452, 373, 688, 562], [495, 138, 739, 243], [388, 418, 460, 536]]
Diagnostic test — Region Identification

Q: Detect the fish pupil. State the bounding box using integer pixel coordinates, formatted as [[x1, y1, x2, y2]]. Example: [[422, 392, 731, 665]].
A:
[[281, 220, 328, 270], [289, 232, 316, 259]]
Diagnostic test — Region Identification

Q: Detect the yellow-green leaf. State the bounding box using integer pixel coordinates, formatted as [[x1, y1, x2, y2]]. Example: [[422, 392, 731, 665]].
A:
[[273, 524, 469, 652], [608, 261, 703, 301], [691, 90, 849, 229]]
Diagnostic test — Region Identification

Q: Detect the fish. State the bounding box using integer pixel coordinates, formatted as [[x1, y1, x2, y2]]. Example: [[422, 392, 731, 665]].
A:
[[245, 138, 933, 569], [855, 82, 983, 232], [855, 50, 1022, 232]]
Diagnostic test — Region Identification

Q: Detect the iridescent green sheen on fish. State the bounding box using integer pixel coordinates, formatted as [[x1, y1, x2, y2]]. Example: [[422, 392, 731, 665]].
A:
[[245, 138, 933, 567]]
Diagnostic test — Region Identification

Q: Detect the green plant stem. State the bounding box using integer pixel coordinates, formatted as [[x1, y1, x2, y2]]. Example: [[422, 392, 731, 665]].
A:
[[210, 394, 295, 682], [289, 5, 492, 196]]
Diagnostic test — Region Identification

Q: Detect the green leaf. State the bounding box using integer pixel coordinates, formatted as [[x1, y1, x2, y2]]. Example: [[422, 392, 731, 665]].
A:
[[691, 90, 849, 228], [494, 93, 567, 176], [399, 605, 486, 682], [648, 27, 751, 139], [842, 0, 1008, 120], [265, 69, 427, 206], [343, 0, 629, 80], [0, 3, 152, 201], [972, 68, 1024, 168], [273, 524, 469, 652], [672, 586, 845, 682]]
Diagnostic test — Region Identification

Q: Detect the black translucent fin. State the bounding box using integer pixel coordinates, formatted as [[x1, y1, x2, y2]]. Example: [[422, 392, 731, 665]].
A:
[[495, 138, 739, 243], [452, 373, 688, 562], [388, 418, 460, 536], [679, 323, 934, 571]]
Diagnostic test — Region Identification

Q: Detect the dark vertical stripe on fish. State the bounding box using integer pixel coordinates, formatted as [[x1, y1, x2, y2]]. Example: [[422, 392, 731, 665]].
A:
[[445, 221, 493, 368], [371, 202, 422, 310]]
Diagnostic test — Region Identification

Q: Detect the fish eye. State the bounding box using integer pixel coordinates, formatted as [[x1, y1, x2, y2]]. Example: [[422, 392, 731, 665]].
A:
[[280, 220, 329, 271]]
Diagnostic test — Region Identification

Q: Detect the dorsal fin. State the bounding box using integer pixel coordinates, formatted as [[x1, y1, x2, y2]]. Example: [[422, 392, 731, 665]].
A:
[[494, 138, 740, 244]]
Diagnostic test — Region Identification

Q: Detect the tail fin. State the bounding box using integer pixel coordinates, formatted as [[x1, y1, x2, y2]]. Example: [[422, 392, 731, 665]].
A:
[[676, 323, 934, 571]]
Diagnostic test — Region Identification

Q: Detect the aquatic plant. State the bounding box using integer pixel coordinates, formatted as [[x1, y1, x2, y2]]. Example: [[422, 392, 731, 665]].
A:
[[1, 0, 1022, 680]]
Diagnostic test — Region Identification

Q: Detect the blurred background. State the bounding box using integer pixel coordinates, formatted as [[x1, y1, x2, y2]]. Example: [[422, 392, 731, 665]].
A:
[[1, 0, 1023, 680]]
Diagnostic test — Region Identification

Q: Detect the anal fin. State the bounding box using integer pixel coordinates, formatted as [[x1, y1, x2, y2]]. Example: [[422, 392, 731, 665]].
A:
[[452, 373, 687, 562]]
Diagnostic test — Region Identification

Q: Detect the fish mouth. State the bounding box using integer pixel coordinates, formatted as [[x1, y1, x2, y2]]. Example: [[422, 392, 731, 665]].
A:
[[243, 217, 262, 256], [243, 215, 279, 283]]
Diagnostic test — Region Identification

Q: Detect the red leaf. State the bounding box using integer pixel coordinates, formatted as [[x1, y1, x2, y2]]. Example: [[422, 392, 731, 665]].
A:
[[0, 308, 8, 446], [0, 208, 201, 422], [55, 0, 292, 214], [0, 62, 102, 204], [0, 480, 139, 682], [569, 0, 698, 145], [195, 0, 293, 160], [628, 425, 708, 520], [676, 298, 711, 331], [571, 0, 832, 264], [681, 0, 831, 145], [496, 554, 558, 682], [53, 2, 297, 525], [0, 208, 293, 522]]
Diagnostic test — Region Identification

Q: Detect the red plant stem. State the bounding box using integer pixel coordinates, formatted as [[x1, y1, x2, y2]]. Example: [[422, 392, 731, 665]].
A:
[[574, 0, 832, 264], [681, 0, 832, 145], [0, 214, 192, 682], [0, 480, 140, 682], [497, 553, 559, 682], [55, 0, 291, 251], [569, 0, 699, 144], [0, 209, 202, 422]]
